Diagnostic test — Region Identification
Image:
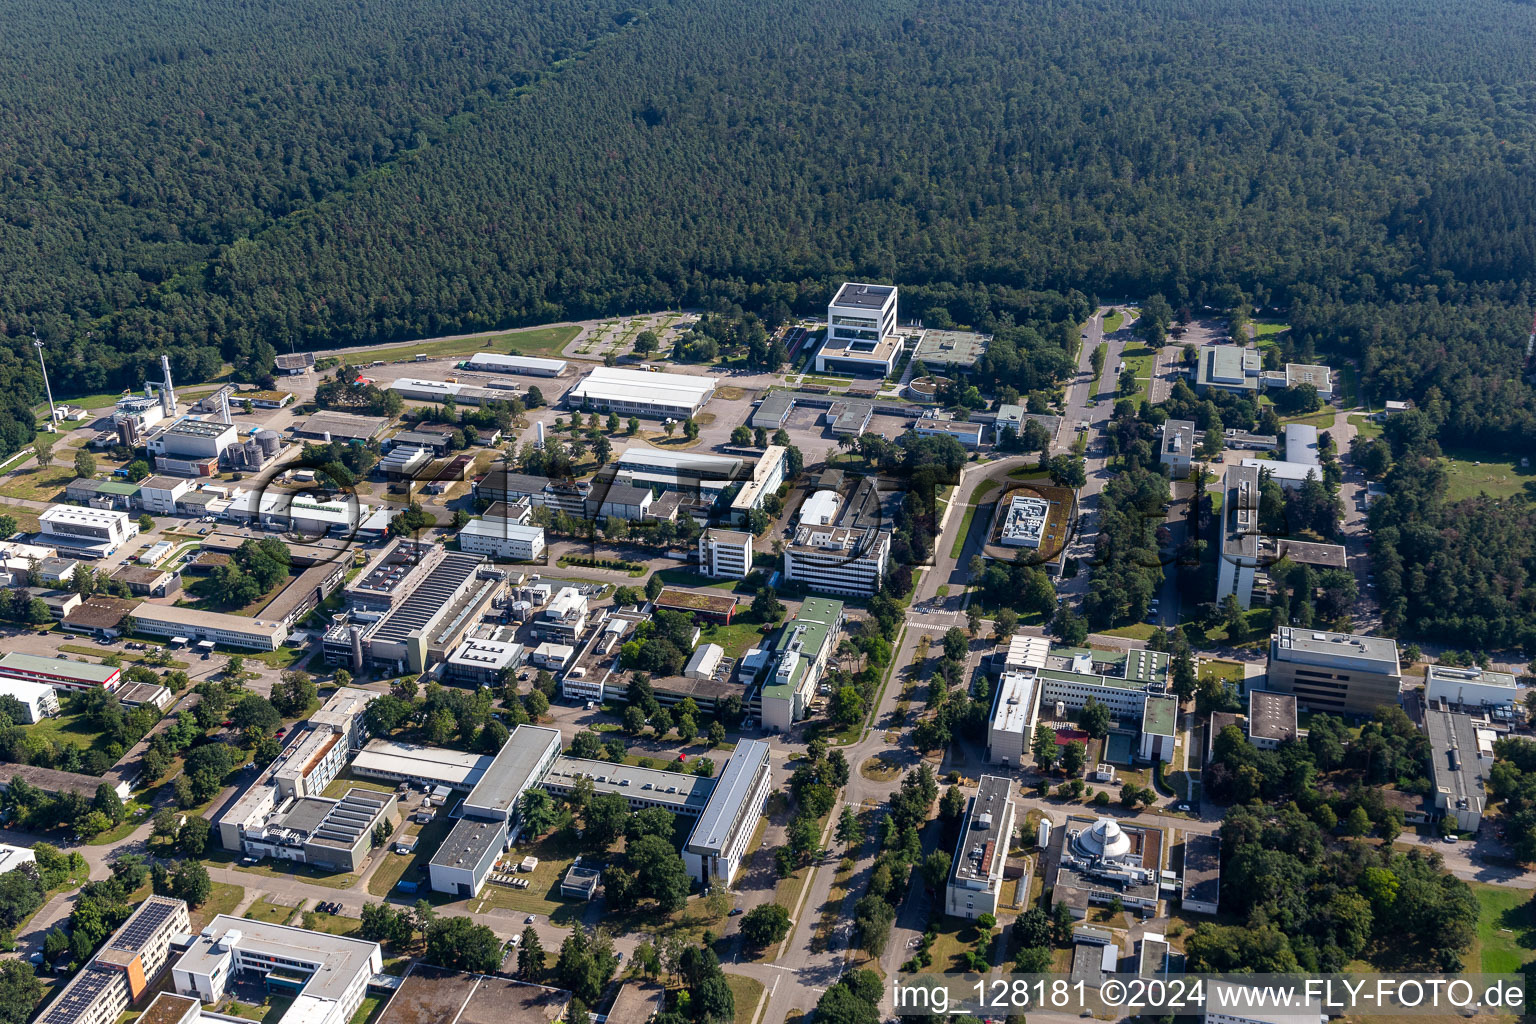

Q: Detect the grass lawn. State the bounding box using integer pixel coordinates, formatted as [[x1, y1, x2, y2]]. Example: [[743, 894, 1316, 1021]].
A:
[[240, 646, 312, 670], [1197, 658, 1246, 686], [1277, 409, 1338, 429], [26, 710, 113, 758], [1440, 448, 1533, 502], [229, 855, 358, 890], [0, 462, 75, 502], [1102, 311, 1125, 334], [698, 619, 775, 659], [1252, 319, 1289, 349], [927, 917, 990, 972], [244, 896, 299, 926], [348, 994, 388, 1024], [1100, 623, 1158, 641], [350, 324, 581, 365], [1471, 881, 1536, 973], [1347, 414, 1383, 440], [367, 813, 455, 897], [723, 973, 767, 1024], [190, 882, 246, 930], [215, 993, 293, 1022], [301, 909, 365, 937], [859, 756, 901, 782]]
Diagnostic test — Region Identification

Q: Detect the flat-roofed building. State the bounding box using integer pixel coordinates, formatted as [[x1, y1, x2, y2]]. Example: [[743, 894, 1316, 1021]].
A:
[[238, 789, 398, 872], [110, 564, 181, 597], [37, 895, 189, 1024], [1282, 362, 1334, 397], [607, 983, 667, 1024], [597, 482, 654, 522], [784, 523, 890, 596], [999, 492, 1049, 548], [569, 366, 718, 419], [1246, 690, 1297, 749], [0, 677, 60, 722], [1195, 346, 1262, 394], [1203, 980, 1321, 1024], [376, 963, 570, 1024], [913, 417, 986, 447], [148, 418, 238, 460], [1425, 700, 1492, 832], [1425, 664, 1520, 710], [1002, 633, 1051, 672], [699, 528, 752, 578], [462, 724, 563, 824], [1181, 832, 1221, 914], [293, 411, 389, 443], [1217, 463, 1260, 609], [61, 596, 140, 637], [172, 915, 382, 1024], [761, 597, 843, 731], [65, 478, 142, 510], [987, 670, 1041, 765], [428, 816, 506, 898], [1265, 627, 1401, 715], [130, 604, 288, 651], [444, 637, 525, 687], [344, 539, 443, 612], [366, 552, 502, 672], [682, 739, 772, 886], [944, 775, 1017, 920], [819, 282, 902, 376], [653, 587, 736, 624], [350, 738, 492, 792], [0, 651, 122, 694], [41, 504, 137, 556], [0, 763, 129, 800], [727, 445, 787, 523], [465, 352, 567, 376], [1052, 815, 1164, 916], [531, 642, 574, 669], [1034, 645, 1169, 720], [458, 518, 546, 561], [535, 585, 590, 641], [1160, 419, 1195, 479], [613, 444, 744, 497], [541, 756, 715, 818], [685, 643, 725, 681], [911, 329, 990, 372], [1139, 694, 1178, 762]]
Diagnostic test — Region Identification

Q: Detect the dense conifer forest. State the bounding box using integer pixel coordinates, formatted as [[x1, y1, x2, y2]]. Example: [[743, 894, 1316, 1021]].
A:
[[2, 0, 1535, 457]]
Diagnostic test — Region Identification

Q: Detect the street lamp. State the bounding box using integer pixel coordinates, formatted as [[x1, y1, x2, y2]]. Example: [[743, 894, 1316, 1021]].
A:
[[33, 331, 58, 427]]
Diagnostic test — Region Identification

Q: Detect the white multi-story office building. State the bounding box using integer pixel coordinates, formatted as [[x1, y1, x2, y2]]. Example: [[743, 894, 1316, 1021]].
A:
[[944, 776, 1017, 920], [727, 445, 788, 522], [1160, 420, 1195, 479], [783, 525, 890, 596], [0, 678, 58, 722], [698, 528, 752, 578], [1425, 664, 1519, 710], [817, 282, 903, 376]]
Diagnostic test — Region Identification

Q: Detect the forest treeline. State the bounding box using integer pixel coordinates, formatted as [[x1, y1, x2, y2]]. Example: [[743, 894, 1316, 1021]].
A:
[[2, 0, 1534, 447]]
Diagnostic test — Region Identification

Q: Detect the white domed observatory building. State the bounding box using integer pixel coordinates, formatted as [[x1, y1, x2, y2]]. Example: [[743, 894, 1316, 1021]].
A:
[[1051, 815, 1166, 918]]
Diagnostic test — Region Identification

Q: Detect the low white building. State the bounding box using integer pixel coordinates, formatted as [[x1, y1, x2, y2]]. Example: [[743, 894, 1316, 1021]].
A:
[[172, 917, 382, 1024], [1425, 664, 1519, 709], [698, 528, 752, 579], [137, 475, 192, 515], [569, 366, 719, 419], [684, 643, 725, 681], [39, 505, 137, 556], [458, 518, 546, 561], [0, 843, 37, 875], [531, 642, 575, 670]]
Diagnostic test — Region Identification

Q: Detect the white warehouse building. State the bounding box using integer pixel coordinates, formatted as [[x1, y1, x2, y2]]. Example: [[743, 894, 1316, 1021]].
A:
[[567, 366, 719, 419]]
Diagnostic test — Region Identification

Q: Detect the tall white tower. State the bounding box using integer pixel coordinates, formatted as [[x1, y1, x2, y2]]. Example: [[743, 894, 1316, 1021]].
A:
[[158, 354, 176, 416]]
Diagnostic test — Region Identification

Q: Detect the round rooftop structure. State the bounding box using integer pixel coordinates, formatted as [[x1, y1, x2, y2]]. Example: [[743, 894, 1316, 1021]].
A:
[[1073, 817, 1132, 860]]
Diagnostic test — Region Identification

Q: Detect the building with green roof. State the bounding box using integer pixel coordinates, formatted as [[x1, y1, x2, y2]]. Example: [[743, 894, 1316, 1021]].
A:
[[760, 597, 843, 732]]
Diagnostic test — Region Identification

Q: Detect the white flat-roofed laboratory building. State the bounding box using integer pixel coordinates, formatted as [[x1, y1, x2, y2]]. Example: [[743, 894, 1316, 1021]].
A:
[[444, 637, 525, 687], [147, 418, 238, 459], [1425, 664, 1519, 710], [568, 366, 719, 419], [40, 505, 137, 555], [986, 670, 1041, 765], [171, 916, 382, 1024], [1000, 493, 1049, 548], [464, 353, 567, 376], [682, 739, 772, 885], [458, 518, 546, 561]]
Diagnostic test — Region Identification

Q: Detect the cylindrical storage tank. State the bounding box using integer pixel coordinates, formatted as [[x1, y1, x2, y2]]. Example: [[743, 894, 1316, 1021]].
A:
[[256, 429, 280, 456], [244, 440, 264, 468]]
